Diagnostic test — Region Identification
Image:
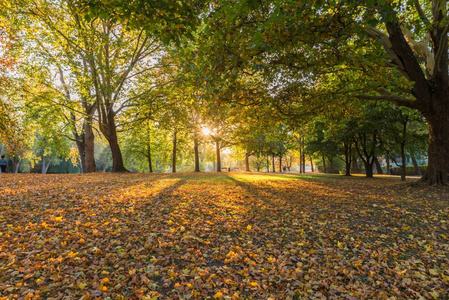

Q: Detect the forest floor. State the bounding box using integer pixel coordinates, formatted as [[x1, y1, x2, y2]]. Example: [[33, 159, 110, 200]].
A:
[[0, 172, 448, 299]]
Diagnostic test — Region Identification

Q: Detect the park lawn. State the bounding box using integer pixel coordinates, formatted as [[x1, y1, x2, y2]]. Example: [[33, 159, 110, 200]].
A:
[[0, 173, 448, 299]]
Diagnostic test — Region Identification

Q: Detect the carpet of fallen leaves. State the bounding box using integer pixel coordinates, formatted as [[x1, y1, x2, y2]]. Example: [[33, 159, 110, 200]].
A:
[[0, 173, 448, 300]]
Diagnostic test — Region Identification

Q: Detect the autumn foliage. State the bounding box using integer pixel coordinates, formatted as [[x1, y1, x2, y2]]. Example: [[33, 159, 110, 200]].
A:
[[0, 173, 448, 299]]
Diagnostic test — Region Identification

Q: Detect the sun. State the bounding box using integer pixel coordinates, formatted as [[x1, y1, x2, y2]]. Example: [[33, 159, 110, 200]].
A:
[[202, 127, 211, 135]]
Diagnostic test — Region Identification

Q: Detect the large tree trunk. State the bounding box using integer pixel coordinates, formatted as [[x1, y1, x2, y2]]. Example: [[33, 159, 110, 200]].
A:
[[100, 115, 127, 172], [194, 137, 200, 172], [74, 115, 96, 173], [215, 140, 221, 172], [172, 130, 177, 173], [411, 156, 421, 176], [420, 115, 449, 184], [374, 157, 383, 174], [83, 121, 96, 172], [245, 152, 250, 172], [108, 135, 126, 172], [364, 161, 374, 178]]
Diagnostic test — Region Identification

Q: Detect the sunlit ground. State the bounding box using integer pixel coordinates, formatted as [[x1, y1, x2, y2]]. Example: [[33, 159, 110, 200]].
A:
[[0, 172, 448, 299]]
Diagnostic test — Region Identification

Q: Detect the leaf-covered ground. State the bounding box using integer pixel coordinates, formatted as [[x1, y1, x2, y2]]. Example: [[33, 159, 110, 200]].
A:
[[0, 173, 448, 299]]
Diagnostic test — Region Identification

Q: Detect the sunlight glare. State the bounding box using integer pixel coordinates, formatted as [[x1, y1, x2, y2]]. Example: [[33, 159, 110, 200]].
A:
[[202, 127, 211, 135]]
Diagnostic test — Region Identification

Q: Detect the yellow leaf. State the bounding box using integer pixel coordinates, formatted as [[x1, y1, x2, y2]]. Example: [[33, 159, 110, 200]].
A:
[[68, 251, 78, 258], [246, 225, 252, 230], [249, 281, 258, 287], [78, 283, 87, 290], [214, 291, 223, 298]]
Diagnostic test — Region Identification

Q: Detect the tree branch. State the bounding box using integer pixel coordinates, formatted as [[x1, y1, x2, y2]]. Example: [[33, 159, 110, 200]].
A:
[[356, 93, 418, 109]]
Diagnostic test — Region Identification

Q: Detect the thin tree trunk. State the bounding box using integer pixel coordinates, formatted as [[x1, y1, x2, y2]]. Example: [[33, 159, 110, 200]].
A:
[[309, 156, 314, 172], [266, 155, 269, 172], [216, 140, 221, 172], [13, 158, 20, 173], [42, 156, 50, 174], [328, 156, 334, 173], [147, 146, 153, 173], [301, 144, 306, 173], [75, 139, 85, 173], [172, 130, 177, 173], [351, 157, 359, 174], [400, 142, 406, 181], [386, 156, 391, 175], [299, 138, 303, 173], [272, 154, 275, 172], [374, 157, 383, 174], [194, 137, 200, 172], [322, 155, 326, 173], [344, 142, 351, 176], [279, 155, 282, 172], [411, 156, 421, 176], [245, 152, 251, 172]]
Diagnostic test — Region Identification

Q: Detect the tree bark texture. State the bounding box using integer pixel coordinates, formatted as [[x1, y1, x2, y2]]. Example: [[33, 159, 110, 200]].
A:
[[245, 152, 250, 172], [194, 137, 200, 172], [374, 157, 383, 175], [386, 156, 391, 175], [42, 156, 50, 174], [216, 140, 221, 172], [147, 146, 153, 173], [412, 156, 421, 176], [83, 120, 96, 172], [100, 114, 127, 172], [172, 130, 177, 173], [344, 142, 352, 176]]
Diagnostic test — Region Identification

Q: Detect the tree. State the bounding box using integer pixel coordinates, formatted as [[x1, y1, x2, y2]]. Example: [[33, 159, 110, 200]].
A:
[[353, 1, 449, 184]]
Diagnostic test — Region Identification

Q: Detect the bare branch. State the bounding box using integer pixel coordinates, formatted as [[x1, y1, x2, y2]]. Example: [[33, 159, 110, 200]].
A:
[[414, 0, 430, 25], [433, 24, 449, 75]]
